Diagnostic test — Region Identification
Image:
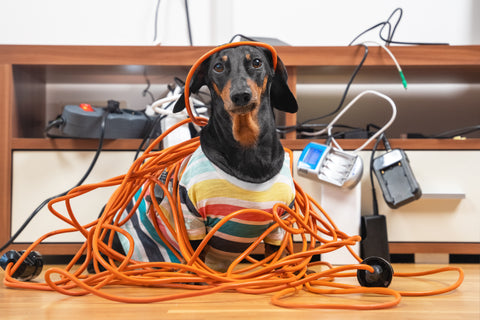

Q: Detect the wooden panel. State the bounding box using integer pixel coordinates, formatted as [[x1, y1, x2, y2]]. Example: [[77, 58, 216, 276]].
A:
[[298, 65, 480, 84], [281, 138, 480, 151], [12, 138, 147, 151], [277, 45, 480, 67], [10, 243, 83, 255], [283, 66, 298, 140], [389, 242, 480, 254], [0, 64, 13, 247], [0, 45, 211, 66], [0, 45, 479, 67], [12, 66, 46, 138], [44, 65, 189, 84], [11, 138, 480, 151]]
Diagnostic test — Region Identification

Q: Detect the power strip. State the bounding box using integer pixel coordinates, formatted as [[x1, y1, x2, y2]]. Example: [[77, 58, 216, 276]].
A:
[[59, 103, 152, 139]]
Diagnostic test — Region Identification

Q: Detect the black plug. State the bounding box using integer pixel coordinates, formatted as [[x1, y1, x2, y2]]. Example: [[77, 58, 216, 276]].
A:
[[357, 256, 393, 288], [0, 250, 43, 281], [106, 99, 121, 114]]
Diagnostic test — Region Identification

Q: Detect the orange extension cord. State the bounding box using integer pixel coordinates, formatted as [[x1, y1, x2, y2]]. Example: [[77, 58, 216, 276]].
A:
[[3, 43, 464, 309]]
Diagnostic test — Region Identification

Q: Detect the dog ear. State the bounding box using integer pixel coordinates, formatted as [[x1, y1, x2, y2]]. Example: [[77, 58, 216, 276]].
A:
[[172, 92, 187, 113], [270, 57, 298, 113], [173, 58, 210, 113]]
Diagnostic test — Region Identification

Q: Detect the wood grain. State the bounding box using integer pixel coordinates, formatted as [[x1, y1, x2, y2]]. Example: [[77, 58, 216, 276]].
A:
[[1, 45, 479, 67], [0, 64, 13, 247], [0, 263, 478, 320]]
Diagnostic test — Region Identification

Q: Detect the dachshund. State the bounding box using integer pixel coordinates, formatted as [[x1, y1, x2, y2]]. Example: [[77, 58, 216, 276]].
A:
[[91, 44, 298, 273], [170, 44, 299, 271]]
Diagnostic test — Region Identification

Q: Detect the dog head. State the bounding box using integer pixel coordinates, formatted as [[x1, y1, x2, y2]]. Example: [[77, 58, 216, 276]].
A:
[[173, 45, 298, 147]]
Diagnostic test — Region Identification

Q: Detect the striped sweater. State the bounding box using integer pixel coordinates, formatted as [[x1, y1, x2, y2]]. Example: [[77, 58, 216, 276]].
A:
[[118, 147, 296, 270]]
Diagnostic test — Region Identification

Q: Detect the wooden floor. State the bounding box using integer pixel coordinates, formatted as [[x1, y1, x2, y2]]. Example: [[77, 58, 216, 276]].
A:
[[1, 263, 478, 320]]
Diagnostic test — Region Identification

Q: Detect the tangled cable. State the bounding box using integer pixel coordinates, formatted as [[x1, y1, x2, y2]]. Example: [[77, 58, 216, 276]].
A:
[[3, 116, 464, 309], [3, 41, 463, 309]]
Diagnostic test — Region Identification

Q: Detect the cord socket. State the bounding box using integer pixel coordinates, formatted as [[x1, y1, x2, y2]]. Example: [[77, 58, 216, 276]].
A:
[[372, 149, 421, 208]]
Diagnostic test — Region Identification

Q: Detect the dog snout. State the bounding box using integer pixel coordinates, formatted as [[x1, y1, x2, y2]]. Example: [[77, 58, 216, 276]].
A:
[[230, 90, 252, 106]]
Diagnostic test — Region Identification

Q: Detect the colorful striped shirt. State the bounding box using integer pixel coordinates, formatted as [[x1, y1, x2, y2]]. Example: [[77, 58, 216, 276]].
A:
[[118, 147, 296, 270]]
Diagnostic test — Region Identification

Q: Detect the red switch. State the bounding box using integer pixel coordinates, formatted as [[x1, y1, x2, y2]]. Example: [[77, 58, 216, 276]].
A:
[[79, 103, 94, 112]]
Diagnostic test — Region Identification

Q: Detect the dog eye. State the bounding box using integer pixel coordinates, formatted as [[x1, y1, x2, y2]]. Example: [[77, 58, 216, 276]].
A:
[[213, 63, 225, 73], [252, 58, 263, 69]]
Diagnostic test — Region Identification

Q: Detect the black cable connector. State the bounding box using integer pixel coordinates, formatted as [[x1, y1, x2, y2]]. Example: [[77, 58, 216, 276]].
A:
[[0, 250, 43, 281], [44, 116, 65, 135], [106, 99, 121, 114]]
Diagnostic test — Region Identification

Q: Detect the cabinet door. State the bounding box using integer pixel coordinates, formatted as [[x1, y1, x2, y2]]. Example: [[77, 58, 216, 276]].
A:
[[292, 150, 480, 243], [11, 151, 136, 243], [359, 150, 480, 243]]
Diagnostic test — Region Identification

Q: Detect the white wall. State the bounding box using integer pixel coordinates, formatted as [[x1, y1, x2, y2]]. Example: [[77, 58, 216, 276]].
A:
[[0, 0, 478, 46], [227, 0, 479, 46]]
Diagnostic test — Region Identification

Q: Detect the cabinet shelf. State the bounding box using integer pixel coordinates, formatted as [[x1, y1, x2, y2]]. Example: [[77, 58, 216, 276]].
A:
[[10, 137, 480, 151], [1, 45, 479, 67], [1, 45, 479, 254]]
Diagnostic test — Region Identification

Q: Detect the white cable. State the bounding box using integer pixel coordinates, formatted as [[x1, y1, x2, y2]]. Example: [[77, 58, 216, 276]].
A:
[[327, 127, 343, 151], [356, 41, 408, 89], [312, 90, 397, 153], [361, 41, 402, 72], [151, 94, 182, 110]]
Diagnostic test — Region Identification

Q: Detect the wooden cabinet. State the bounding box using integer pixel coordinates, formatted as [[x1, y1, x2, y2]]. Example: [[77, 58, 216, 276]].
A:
[[1, 45, 479, 255]]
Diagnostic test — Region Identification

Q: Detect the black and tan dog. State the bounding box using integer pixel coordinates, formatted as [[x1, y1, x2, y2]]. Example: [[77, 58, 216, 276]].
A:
[[94, 44, 298, 273], [173, 44, 298, 182]]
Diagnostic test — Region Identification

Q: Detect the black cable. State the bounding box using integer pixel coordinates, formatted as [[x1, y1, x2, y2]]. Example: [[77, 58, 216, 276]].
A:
[[44, 117, 65, 137], [0, 112, 109, 254], [276, 44, 369, 135], [184, 0, 193, 46], [369, 133, 394, 217], [134, 113, 165, 161], [407, 125, 480, 139], [228, 34, 256, 43], [142, 67, 155, 104], [350, 7, 449, 46], [299, 44, 369, 126], [349, 22, 389, 46], [385, 8, 402, 44], [433, 125, 480, 139], [381, 134, 392, 152], [369, 133, 385, 216], [380, 8, 448, 46]]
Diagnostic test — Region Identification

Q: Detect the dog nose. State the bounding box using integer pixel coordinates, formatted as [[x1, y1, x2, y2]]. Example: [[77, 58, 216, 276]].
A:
[[230, 91, 252, 106]]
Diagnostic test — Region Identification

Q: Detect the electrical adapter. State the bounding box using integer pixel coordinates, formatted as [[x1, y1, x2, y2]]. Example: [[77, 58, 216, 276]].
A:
[[360, 214, 390, 261], [297, 142, 363, 189], [58, 103, 152, 139], [372, 149, 422, 208]]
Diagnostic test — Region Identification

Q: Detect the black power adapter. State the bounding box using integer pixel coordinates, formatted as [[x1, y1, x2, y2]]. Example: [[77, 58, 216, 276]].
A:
[[361, 214, 390, 261], [372, 149, 422, 209], [360, 135, 422, 262]]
